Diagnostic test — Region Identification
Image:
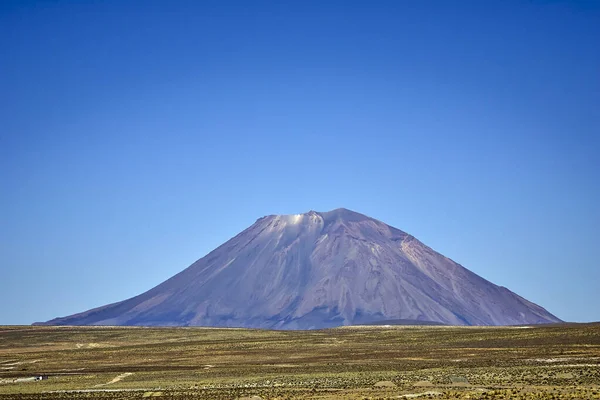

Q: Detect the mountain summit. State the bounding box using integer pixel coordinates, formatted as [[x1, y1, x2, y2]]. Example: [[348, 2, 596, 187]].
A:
[[42, 208, 560, 328]]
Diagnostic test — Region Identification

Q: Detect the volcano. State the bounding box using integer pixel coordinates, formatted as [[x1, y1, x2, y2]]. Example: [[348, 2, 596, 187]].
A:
[[42, 208, 561, 328]]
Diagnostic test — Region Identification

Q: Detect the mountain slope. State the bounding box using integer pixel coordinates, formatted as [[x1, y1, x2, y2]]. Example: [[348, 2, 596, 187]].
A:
[[42, 208, 561, 328]]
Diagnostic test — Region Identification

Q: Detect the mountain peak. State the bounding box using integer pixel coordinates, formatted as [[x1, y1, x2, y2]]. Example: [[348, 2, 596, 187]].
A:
[[42, 209, 561, 329]]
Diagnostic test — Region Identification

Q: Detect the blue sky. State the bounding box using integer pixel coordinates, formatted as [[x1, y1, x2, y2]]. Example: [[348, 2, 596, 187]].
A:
[[1, 0, 599, 325]]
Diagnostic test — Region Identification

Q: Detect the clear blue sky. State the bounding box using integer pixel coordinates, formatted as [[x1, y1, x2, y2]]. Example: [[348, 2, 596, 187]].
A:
[[1, 0, 598, 325]]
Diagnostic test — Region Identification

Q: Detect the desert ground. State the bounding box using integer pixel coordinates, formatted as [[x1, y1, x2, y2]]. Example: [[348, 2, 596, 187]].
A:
[[0, 323, 599, 399]]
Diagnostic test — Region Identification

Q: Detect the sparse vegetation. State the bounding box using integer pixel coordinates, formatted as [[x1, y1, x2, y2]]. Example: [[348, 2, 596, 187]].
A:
[[1, 324, 599, 399]]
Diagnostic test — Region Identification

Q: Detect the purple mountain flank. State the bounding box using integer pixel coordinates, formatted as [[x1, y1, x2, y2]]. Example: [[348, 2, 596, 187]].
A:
[[41, 208, 561, 328]]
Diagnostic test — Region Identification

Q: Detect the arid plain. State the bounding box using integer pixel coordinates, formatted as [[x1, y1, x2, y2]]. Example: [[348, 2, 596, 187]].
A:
[[1, 323, 599, 399]]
